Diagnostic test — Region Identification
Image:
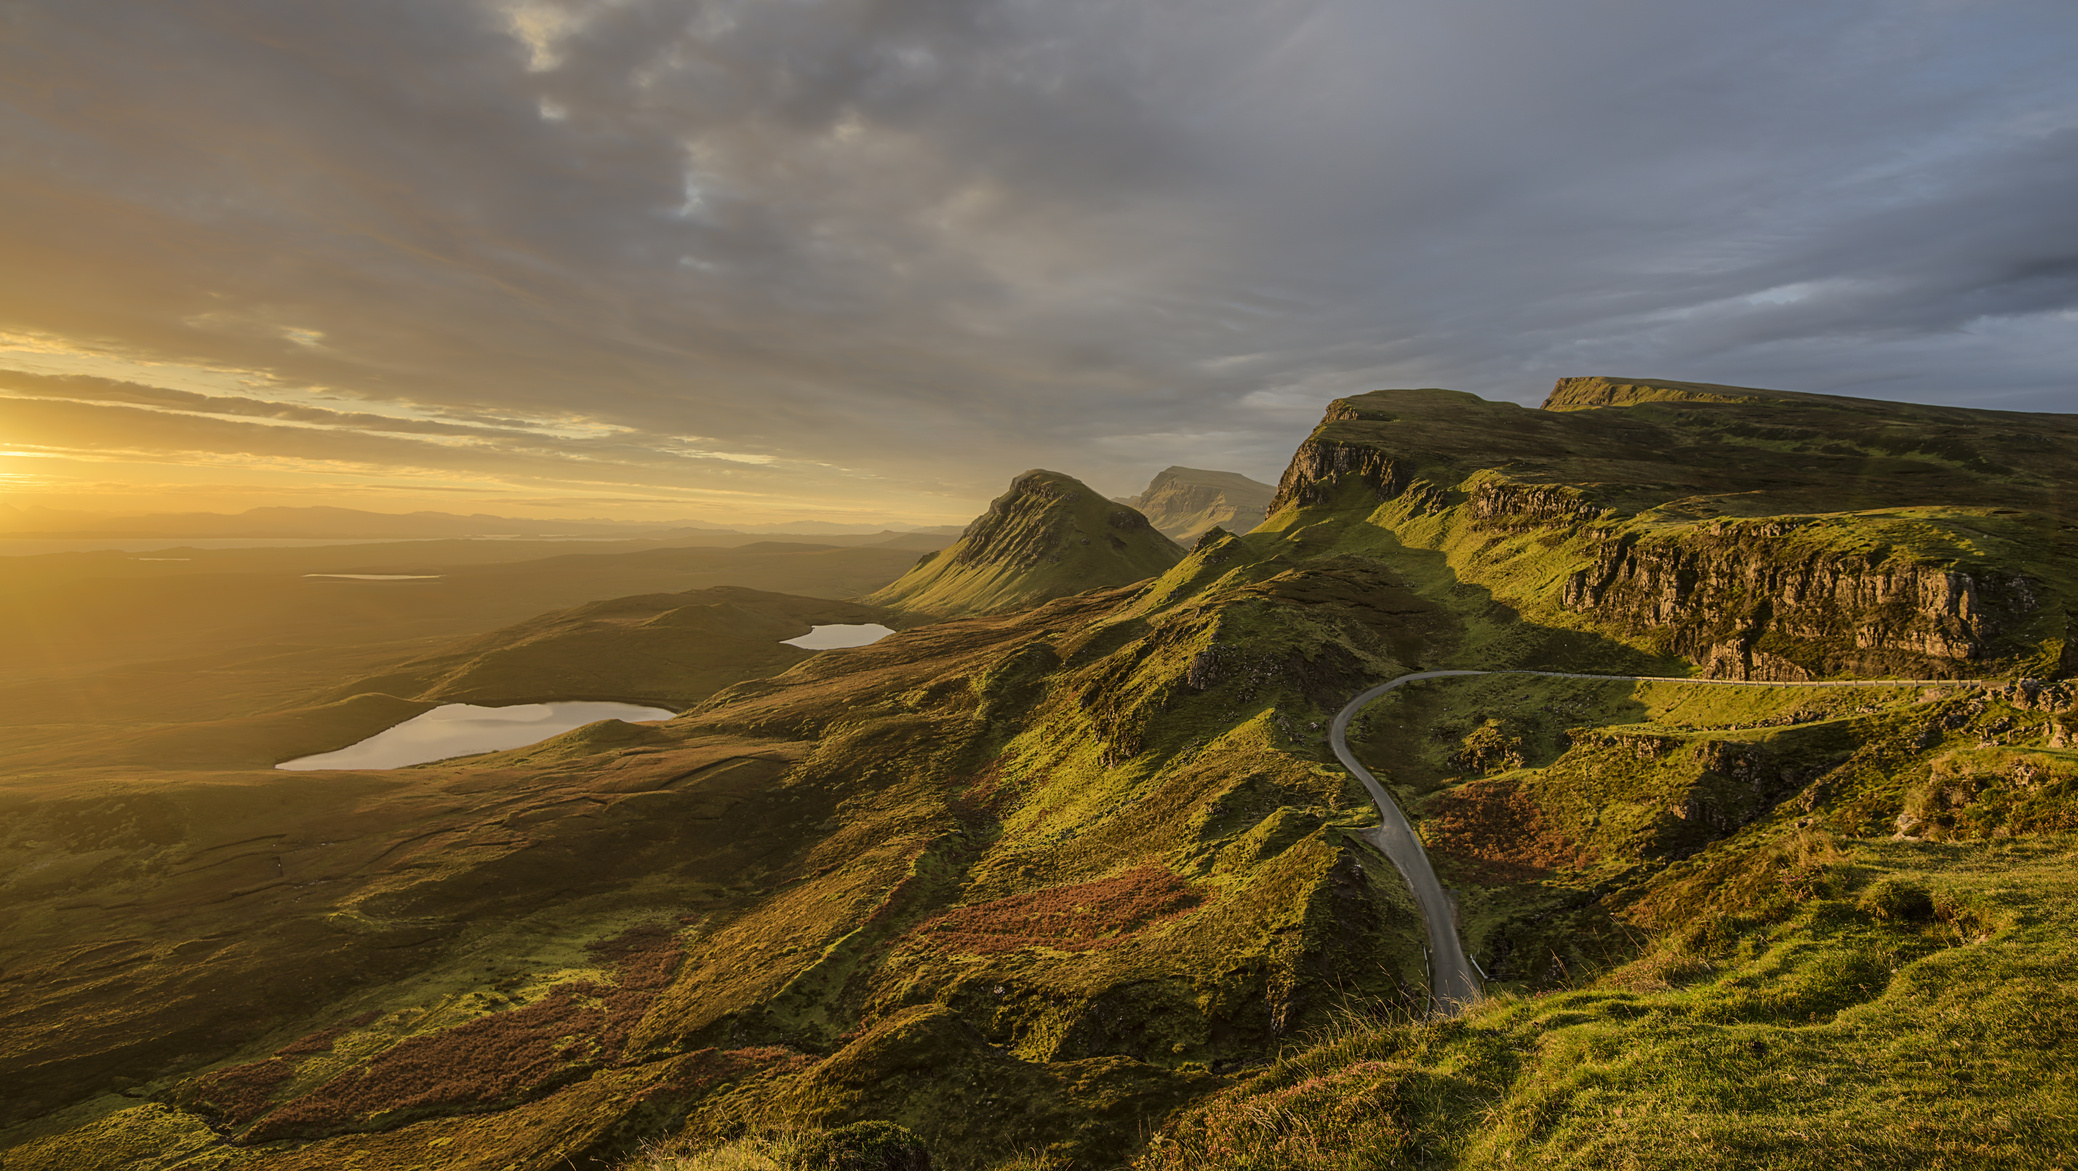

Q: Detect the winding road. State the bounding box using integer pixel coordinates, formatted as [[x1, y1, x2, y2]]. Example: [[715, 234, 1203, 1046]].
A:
[[1328, 668, 1989, 1017]]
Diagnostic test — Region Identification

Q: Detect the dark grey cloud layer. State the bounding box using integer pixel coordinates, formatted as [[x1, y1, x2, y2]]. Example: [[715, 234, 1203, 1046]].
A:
[[2, 0, 2073, 510]]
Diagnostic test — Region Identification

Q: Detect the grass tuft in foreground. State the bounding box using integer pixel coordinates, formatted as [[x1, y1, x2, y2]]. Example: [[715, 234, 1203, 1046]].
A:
[[632, 1121, 932, 1170]]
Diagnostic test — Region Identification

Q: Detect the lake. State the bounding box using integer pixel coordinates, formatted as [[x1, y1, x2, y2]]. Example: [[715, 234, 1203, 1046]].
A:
[[782, 623, 897, 649], [276, 701, 677, 770]]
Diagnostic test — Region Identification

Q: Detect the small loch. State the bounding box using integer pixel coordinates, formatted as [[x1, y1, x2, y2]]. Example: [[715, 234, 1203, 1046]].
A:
[[277, 701, 677, 770], [782, 623, 896, 649]]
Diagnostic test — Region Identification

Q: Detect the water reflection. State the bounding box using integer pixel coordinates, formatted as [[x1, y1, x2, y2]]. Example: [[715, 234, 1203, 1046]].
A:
[[276, 701, 676, 770], [781, 623, 896, 649]]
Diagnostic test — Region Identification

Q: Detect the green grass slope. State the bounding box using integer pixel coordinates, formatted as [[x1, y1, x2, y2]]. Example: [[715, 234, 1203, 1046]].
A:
[[1138, 832, 2078, 1169], [866, 471, 1184, 617]]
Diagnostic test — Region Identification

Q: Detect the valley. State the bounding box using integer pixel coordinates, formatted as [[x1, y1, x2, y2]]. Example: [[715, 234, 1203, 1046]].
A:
[[2, 378, 2073, 1170]]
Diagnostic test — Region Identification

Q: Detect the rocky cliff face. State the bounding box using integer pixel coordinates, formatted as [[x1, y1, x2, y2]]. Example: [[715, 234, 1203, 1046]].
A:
[[1559, 527, 2038, 680], [1266, 436, 1414, 514], [1541, 375, 1791, 411], [1466, 479, 1606, 531]]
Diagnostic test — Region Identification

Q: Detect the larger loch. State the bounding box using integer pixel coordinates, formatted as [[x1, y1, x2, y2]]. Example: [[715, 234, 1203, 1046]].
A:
[[276, 701, 676, 770]]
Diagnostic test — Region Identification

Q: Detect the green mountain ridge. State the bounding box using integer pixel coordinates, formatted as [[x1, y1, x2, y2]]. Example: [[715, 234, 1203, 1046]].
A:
[[4, 379, 2074, 1170]]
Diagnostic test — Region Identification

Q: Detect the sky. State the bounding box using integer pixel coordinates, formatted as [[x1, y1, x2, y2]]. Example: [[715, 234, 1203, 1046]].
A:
[[2, 0, 2074, 526]]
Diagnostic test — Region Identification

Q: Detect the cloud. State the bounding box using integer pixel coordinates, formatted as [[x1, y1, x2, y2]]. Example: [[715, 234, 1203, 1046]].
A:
[[0, 0, 2072, 513]]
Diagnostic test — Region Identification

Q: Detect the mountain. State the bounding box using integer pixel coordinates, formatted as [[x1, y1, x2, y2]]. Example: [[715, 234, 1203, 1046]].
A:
[[865, 469, 1185, 617], [5, 380, 2074, 1170], [1113, 466, 1277, 541]]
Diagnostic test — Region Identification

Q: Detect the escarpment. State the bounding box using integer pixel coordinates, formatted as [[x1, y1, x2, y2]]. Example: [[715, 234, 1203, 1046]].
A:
[[1561, 529, 2038, 680], [1466, 480, 1606, 531], [1264, 380, 2075, 680], [1267, 436, 1419, 514]]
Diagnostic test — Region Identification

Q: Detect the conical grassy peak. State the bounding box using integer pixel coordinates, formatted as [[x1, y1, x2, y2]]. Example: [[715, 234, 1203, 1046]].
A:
[[866, 469, 1184, 618]]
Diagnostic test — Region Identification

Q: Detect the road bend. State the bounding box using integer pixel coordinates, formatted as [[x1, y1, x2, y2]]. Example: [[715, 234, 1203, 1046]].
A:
[[1328, 668, 1988, 1018]]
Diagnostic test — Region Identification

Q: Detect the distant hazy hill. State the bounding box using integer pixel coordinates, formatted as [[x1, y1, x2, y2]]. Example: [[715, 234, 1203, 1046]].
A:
[[1114, 466, 1276, 540], [0, 505, 706, 539], [0, 505, 966, 541], [334, 586, 912, 710], [868, 469, 1183, 616], [751, 520, 968, 536]]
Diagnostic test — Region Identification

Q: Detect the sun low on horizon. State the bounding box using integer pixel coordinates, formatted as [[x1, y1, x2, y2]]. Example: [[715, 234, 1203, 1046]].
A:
[[2, 0, 2074, 533]]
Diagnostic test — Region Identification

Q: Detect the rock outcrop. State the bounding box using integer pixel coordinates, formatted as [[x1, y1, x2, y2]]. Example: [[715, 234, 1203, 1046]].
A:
[[1540, 375, 1795, 411], [1560, 529, 2037, 679], [1266, 438, 1414, 514]]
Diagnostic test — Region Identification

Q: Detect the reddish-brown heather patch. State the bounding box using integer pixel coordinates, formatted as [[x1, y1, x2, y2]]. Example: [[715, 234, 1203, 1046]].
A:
[[588, 924, 683, 1058], [274, 1011, 382, 1057], [244, 924, 685, 1142], [906, 866, 1203, 954], [1423, 779, 1582, 883], [948, 761, 1016, 831], [181, 1057, 297, 1127], [666, 1044, 811, 1096]]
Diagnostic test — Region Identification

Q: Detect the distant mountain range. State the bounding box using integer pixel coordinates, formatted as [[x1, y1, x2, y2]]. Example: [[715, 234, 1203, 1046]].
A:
[[0, 504, 965, 540], [1113, 465, 1277, 540]]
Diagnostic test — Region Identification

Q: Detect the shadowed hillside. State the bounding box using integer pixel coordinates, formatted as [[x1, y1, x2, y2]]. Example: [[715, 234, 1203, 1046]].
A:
[[4, 380, 2075, 1170], [867, 470, 1184, 617]]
